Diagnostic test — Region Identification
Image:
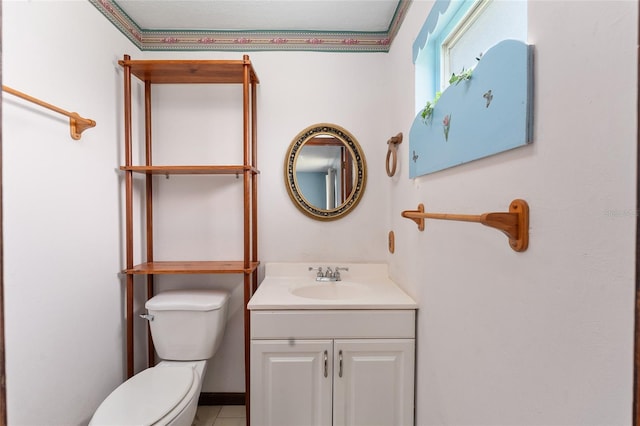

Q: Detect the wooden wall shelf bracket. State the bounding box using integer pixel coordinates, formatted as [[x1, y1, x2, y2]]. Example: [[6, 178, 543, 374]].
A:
[[401, 199, 529, 252], [3, 85, 96, 140]]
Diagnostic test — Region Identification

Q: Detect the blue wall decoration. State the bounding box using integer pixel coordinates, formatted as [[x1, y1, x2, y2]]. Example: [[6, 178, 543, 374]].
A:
[[410, 39, 534, 177], [409, 1, 533, 178]]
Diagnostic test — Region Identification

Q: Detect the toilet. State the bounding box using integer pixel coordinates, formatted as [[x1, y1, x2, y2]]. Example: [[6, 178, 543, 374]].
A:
[[90, 289, 229, 426]]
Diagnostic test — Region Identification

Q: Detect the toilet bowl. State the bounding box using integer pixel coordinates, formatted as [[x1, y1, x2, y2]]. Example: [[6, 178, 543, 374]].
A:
[[90, 289, 229, 426], [90, 361, 205, 426]]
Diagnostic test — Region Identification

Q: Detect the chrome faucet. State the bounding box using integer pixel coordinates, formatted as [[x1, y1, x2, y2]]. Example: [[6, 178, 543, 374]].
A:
[[309, 266, 349, 282]]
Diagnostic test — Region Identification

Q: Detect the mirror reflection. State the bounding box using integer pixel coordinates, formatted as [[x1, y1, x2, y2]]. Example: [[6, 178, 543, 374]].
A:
[[285, 123, 367, 221], [296, 136, 354, 209]]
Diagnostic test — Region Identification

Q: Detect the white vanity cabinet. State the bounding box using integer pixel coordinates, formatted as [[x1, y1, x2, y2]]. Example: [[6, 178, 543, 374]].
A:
[[251, 339, 332, 426], [250, 310, 415, 426], [333, 338, 415, 426]]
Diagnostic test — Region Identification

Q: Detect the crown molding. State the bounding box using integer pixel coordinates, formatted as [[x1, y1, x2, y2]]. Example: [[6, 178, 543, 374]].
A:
[[90, 0, 411, 52]]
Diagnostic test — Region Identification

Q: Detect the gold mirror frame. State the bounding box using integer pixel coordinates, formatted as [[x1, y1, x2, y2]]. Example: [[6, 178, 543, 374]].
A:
[[285, 123, 367, 221]]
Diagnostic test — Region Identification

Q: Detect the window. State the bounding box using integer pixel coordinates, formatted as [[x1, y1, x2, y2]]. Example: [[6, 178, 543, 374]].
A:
[[413, 0, 527, 111]]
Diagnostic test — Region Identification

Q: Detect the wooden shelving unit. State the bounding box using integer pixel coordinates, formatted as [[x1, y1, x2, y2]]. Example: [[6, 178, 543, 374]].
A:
[[120, 165, 259, 175], [118, 54, 259, 422]]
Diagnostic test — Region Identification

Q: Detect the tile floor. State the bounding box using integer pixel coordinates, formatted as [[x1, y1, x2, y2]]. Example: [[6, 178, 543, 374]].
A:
[[192, 405, 246, 426]]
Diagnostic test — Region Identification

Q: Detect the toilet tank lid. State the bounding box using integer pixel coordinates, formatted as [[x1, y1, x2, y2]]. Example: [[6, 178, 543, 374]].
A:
[[146, 290, 229, 311]]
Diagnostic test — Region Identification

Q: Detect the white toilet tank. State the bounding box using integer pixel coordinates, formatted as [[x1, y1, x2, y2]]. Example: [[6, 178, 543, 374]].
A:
[[145, 289, 229, 361]]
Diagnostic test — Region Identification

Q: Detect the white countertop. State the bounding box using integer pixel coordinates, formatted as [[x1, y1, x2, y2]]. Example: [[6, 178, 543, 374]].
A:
[[248, 262, 417, 310]]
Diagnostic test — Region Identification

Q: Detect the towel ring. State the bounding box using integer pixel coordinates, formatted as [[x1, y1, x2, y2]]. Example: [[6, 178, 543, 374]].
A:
[[386, 132, 403, 177]]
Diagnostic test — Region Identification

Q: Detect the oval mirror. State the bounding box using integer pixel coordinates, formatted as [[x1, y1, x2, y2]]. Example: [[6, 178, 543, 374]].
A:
[[285, 123, 367, 221]]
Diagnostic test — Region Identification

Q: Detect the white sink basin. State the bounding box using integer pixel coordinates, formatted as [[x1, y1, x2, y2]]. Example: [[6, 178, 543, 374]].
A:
[[290, 282, 368, 300], [247, 263, 418, 310]]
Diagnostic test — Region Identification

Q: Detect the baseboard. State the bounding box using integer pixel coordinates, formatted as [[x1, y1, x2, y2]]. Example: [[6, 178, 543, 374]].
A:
[[198, 392, 246, 406]]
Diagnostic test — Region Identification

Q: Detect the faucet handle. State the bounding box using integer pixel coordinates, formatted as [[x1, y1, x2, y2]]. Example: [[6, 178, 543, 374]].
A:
[[333, 266, 349, 281], [308, 266, 323, 277]]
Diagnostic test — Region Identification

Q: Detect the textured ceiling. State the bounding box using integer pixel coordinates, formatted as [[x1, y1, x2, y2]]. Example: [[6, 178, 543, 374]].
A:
[[90, 0, 411, 52]]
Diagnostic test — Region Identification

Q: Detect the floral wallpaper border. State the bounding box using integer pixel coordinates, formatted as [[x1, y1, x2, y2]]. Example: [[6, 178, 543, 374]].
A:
[[89, 0, 411, 52]]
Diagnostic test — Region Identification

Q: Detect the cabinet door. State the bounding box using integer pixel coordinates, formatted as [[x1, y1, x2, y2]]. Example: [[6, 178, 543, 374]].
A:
[[251, 339, 333, 426], [333, 339, 415, 426]]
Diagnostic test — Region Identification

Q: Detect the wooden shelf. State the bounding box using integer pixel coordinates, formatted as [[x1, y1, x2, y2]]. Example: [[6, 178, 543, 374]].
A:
[[120, 165, 260, 175], [120, 54, 259, 424], [125, 261, 260, 275], [117, 58, 260, 84]]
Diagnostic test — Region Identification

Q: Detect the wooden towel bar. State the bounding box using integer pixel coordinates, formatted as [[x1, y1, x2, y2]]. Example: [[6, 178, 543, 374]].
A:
[[401, 199, 529, 252], [3, 85, 96, 140]]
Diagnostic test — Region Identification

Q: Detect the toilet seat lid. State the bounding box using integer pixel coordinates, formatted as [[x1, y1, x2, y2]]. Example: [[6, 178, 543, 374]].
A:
[[91, 366, 194, 426]]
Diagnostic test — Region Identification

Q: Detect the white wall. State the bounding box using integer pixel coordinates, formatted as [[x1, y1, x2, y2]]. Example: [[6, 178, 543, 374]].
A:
[[3, 1, 133, 425], [387, 1, 637, 425], [3, 0, 637, 425], [142, 51, 393, 393], [3, 1, 393, 424]]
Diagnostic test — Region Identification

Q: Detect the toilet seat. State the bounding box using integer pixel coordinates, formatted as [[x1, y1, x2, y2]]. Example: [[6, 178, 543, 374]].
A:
[[90, 366, 195, 425]]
